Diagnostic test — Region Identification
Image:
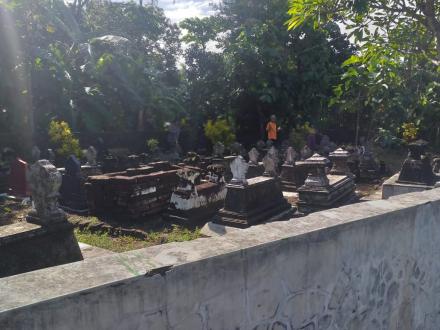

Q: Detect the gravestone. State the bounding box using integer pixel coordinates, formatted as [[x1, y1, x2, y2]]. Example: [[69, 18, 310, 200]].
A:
[[31, 146, 41, 163], [8, 157, 29, 197], [300, 145, 313, 160], [230, 142, 244, 156], [213, 156, 293, 228], [263, 147, 279, 177], [46, 149, 56, 164], [358, 145, 380, 180], [85, 146, 98, 166], [329, 148, 353, 177], [280, 147, 298, 192], [0, 160, 82, 278], [166, 167, 227, 225], [298, 153, 356, 213], [213, 142, 225, 158], [59, 155, 88, 213], [247, 148, 264, 179]]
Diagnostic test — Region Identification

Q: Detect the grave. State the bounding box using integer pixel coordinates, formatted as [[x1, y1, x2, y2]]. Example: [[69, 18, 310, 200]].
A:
[[85, 162, 179, 218], [358, 146, 380, 180], [382, 140, 440, 199], [298, 153, 356, 213], [59, 155, 88, 213], [165, 167, 226, 225], [8, 157, 29, 197], [280, 147, 298, 192], [0, 160, 82, 278], [329, 148, 354, 177], [213, 155, 293, 228], [246, 148, 264, 179]]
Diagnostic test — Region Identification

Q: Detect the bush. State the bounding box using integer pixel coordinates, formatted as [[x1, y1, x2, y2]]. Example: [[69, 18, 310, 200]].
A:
[[204, 118, 236, 147], [48, 120, 82, 159], [288, 122, 313, 150], [146, 138, 159, 153], [401, 122, 419, 143]]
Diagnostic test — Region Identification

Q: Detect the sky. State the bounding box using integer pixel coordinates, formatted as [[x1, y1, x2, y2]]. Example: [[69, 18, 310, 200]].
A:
[[156, 0, 219, 22]]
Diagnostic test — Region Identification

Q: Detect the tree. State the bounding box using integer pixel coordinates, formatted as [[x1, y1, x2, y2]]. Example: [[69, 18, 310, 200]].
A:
[[288, 0, 440, 144]]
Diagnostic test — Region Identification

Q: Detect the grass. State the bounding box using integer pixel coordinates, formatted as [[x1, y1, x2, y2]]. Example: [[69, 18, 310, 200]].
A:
[[74, 225, 202, 253]]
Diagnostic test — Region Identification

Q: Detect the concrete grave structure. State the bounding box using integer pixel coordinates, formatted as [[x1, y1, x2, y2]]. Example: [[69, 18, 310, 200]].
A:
[[0, 160, 82, 278], [246, 147, 264, 179], [214, 156, 292, 228], [166, 167, 226, 225], [85, 162, 179, 218], [298, 153, 356, 213], [1, 189, 440, 329], [383, 140, 440, 199]]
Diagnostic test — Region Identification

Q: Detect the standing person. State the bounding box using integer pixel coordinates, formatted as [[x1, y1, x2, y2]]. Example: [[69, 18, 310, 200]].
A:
[[266, 115, 280, 146]]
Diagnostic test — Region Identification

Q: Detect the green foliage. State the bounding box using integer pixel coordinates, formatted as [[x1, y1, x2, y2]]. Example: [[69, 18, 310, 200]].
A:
[[288, 0, 440, 144], [48, 120, 82, 159], [204, 118, 236, 147], [401, 123, 419, 143], [288, 122, 313, 150], [146, 138, 159, 153]]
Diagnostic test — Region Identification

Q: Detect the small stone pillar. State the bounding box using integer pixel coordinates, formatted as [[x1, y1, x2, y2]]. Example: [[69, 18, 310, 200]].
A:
[[280, 147, 298, 191], [85, 146, 98, 166], [329, 148, 353, 177], [247, 148, 264, 179], [230, 156, 249, 185], [263, 147, 279, 177]]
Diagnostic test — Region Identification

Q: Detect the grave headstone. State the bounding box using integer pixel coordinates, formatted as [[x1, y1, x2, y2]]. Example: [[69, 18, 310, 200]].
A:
[[59, 155, 88, 213], [329, 148, 353, 177], [31, 146, 41, 163], [46, 149, 56, 164], [300, 145, 313, 160], [230, 156, 249, 185], [263, 146, 279, 177], [85, 146, 98, 166], [280, 147, 298, 192], [397, 140, 434, 185], [247, 148, 264, 179], [213, 142, 225, 158], [8, 157, 29, 197], [27, 160, 66, 224]]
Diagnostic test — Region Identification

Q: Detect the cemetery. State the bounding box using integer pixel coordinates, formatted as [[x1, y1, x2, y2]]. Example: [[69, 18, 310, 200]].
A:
[[1, 0, 440, 328]]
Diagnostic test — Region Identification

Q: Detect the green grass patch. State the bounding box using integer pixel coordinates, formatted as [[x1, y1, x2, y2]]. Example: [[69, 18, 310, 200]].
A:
[[74, 225, 202, 253]]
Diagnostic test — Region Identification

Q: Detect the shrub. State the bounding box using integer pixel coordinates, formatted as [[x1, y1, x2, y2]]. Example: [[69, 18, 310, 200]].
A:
[[288, 122, 313, 150], [146, 138, 159, 153], [48, 120, 82, 159], [204, 118, 236, 147], [401, 122, 419, 143]]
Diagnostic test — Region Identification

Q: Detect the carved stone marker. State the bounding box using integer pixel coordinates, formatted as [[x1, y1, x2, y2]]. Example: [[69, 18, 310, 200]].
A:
[[27, 160, 66, 225], [247, 148, 264, 179], [213, 142, 225, 158], [59, 155, 88, 213], [230, 156, 249, 185], [300, 145, 313, 160], [298, 153, 356, 213], [230, 142, 244, 156], [8, 157, 29, 197], [85, 146, 98, 166], [280, 147, 298, 191], [329, 148, 353, 177], [46, 149, 56, 164], [263, 147, 279, 177]]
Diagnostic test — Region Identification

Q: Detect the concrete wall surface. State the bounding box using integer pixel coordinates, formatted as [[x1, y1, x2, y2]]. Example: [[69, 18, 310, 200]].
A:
[[1, 189, 440, 329]]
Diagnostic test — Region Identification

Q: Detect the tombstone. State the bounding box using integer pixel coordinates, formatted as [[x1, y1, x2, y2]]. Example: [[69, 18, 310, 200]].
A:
[[0, 160, 82, 278], [230, 142, 245, 156], [46, 149, 56, 164], [85, 146, 98, 166], [300, 145, 313, 160], [263, 146, 279, 177], [247, 148, 264, 179], [8, 157, 29, 197], [166, 167, 227, 225], [31, 146, 41, 163], [383, 140, 439, 199], [280, 147, 298, 192], [358, 143, 380, 181], [297, 153, 356, 213], [213, 142, 225, 158], [59, 155, 88, 213], [213, 156, 294, 228], [329, 148, 353, 177], [256, 140, 266, 152]]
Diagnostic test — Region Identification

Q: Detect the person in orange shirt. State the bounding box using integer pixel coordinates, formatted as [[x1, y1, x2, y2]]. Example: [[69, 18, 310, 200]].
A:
[[266, 115, 280, 145]]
